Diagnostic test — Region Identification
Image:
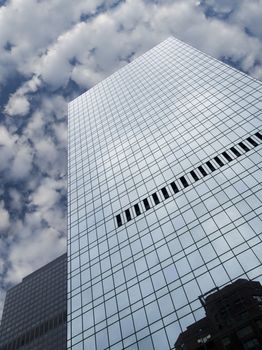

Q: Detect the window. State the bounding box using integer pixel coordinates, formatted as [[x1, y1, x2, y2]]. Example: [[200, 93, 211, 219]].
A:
[[190, 170, 199, 181], [239, 141, 249, 152], [230, 146, 241, 157], [161, 186, 170, 198], [134, 203, 141, 216], [256, 320, 262, 329], [206, 160, 216, 171], [255, 131, 262, 140], [197, 334, 211, 344], [222, 151, 233, 162], [180, 175, 189, 188], [253, 295, 262, 302], [198, 165, 207, 176], [170, 181, 179, 194], [125, 209, 132, 222], [243, 338, 260, 349], [237, 326, 254, 338], [239, 311, 249, 320], [247, 137, 258, 147], [114, 131, 262, 227], [143, 198, 151, 210], [116, 214, 122, 227], [214, 156, 224, 167], [222, 337, 231, 349], [152, 192, 160, 205]]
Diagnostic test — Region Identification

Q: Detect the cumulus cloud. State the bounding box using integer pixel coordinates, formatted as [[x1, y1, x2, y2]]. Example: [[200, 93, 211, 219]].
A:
[[0, 0, 109, 82], [31, 0, 262, 92], [0, 126, 17, 172], [0, 201, 10, 232], [241, 4, 262, 39], [0, 126, 33, 180], [4, 75, 41, 117], [6, 226, 66, 284], [3, 0, 262, 100], [30, 178, 62, 209], [11, 143, 33, 179], [9, 189, 23, 212], [1, 0, 262, 320], [4, 94, 30, 116]]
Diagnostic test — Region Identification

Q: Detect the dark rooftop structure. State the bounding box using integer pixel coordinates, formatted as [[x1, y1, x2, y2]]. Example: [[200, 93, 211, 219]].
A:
[[174, 279, 262, 350], [0, 253, 67, 350]]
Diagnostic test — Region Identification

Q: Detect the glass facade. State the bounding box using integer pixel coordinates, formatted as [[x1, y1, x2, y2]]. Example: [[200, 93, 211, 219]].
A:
[[0, 254, 67, 350], [68, 37, 262, 350]]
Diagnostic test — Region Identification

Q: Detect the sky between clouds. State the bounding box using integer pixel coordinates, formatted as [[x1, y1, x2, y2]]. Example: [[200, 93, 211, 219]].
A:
[[0, 0, 262, 317]]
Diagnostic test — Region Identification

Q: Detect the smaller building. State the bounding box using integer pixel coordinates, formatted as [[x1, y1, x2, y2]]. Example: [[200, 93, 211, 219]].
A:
[[0, 253, 67, 350], [174, 279, 262, 350]]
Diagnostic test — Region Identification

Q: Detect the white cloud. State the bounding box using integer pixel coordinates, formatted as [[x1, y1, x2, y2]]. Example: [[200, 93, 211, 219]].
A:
[[2, 0, 261, 100], [33, 136, 67, 179], [4, 76, 41, 117], [42, 95, 67, 120], [4, 94, 30, 116], [53, 121, 67, 147], [25, 111, 45, 139], [0, 0, 108, 82], [27, 0, 262, 93], [30, 178, 61, 209], [6, 226, 66, 285], [71, 64, 104, 88], [0, 201, 10, 232], [0, 126, 34, 180], [11, 143, 33, 179], [0, 126, 17, 172], [9, 189, 23, 211], [231, 0, 262, 39]]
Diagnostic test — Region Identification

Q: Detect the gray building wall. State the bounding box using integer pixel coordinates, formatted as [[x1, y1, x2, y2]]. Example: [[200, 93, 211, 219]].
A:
[[0, 253, 67, 350]]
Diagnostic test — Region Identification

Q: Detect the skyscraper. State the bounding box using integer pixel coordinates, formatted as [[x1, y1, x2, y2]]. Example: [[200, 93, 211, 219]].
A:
[[68, 37, 262, 350], [0, 253, 67, 350]]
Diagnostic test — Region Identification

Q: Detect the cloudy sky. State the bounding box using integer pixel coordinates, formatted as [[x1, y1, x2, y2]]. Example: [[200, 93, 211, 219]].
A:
[[0, 0, 262, 317]]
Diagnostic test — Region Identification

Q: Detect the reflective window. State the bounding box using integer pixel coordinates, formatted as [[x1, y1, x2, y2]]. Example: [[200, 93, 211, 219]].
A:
[[68, 37, 262, 350]]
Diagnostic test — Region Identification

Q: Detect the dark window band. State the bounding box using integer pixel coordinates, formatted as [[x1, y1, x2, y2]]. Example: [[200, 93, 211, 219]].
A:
[[198, 165, 207, 177], [230, 146, 241, 157], [152, 192, 160, 205], [190, 170, 199, 181], [238, 141, 249, 152], [125, 209, 132, 222], [161, 187, 170, 199], [222, 151, 232, 162], [115, 131, 261, 227], [134, 203, 141, 216], [206, 160, 216, 172], [143, 198, 151, 211], [247, 137, 258, 147], [170, 181, 179, 194], [214, 156, 224, 167], [116, 214, 122, 227]]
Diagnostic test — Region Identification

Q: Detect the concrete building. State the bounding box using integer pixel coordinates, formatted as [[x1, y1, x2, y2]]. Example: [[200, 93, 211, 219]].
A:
[[0, 253, 67, 350]]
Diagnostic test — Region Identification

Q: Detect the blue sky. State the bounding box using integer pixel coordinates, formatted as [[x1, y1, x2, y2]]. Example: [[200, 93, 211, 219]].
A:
[[0, 0, 262, 316]]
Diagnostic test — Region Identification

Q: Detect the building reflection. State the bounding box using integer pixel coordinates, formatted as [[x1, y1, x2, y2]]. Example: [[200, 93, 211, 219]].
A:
[[174, 279, 262, 350]]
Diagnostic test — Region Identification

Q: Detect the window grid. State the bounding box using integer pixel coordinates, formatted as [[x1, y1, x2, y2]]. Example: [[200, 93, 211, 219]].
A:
[[115, 132, 262, 227], [68, 37, 262, 350]]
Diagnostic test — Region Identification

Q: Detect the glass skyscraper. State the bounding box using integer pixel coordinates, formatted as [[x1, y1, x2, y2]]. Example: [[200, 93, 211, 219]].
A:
[[68, 37, 262, 350]]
